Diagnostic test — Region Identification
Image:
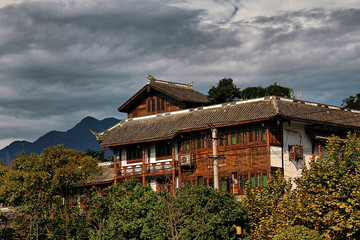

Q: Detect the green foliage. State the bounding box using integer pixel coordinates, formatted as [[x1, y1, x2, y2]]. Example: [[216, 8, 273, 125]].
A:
[[342, 93, 360, 110], [144, 185, 250, 240], [208, 79, 293, 104], [244, 170, 295, 239], [294, 133, 360, 239], [0, 211, 14, 240], [241, 82, 293, 100], [208, 78, 241, 104], [86, 149, 110, 162], [81, 178, 157, 240], [245, 134, 360, 240], [0, 145, 99, 240], [273, 225, 322, 240], [241, 86, 265, 100]]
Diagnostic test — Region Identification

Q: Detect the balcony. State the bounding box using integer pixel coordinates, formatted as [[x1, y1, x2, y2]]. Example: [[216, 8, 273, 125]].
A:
[[118, 161, 175, 177]]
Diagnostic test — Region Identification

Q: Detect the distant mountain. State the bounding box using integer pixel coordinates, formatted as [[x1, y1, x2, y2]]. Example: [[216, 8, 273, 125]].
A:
[[0, 116, 120, 165]]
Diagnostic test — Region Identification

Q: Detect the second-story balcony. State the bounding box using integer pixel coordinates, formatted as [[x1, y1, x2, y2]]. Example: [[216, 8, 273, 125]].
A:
[[118, 161, 175, 177]]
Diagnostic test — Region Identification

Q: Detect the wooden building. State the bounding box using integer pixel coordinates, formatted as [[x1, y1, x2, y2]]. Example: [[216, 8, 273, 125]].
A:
[[94, 76, 360, 195]]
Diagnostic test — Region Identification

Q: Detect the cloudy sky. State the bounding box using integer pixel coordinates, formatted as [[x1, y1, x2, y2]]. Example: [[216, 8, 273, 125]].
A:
[[1, 0, 360, 149]]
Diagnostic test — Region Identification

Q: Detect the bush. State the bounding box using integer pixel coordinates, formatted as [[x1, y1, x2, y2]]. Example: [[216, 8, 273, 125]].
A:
[[273, 225, 322, 240]]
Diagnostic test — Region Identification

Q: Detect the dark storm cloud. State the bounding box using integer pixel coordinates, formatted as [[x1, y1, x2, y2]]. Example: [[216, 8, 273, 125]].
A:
[[231, 8, 360, 104], [1, 0, 360, 148], [0, 0, 241, 147]]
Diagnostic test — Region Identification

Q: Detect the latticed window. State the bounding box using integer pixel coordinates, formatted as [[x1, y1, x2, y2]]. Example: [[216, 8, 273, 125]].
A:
[[156, 142, 172, 157]]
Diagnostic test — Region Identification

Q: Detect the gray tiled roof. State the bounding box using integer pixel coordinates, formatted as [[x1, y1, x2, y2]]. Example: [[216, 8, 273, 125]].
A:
[[90, 163, 114, 184], [97, 97, 360, 147], [150, 81, 209, 104]]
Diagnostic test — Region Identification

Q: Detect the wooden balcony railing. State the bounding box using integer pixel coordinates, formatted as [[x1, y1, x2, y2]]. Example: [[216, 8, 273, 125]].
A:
[[118, 161, 175, 177]]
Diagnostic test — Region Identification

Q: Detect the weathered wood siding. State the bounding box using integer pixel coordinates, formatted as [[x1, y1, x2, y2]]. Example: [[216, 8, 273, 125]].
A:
[[128, 93, 186, 118]]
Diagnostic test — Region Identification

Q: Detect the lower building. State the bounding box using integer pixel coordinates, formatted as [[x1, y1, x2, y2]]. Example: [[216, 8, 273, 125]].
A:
[[94, 94, 360, 194]]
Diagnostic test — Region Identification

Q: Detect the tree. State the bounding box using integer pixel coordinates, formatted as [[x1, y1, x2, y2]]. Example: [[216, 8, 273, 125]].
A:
[[273, 225, 322, 240], [264, 82, 292, 98], [0, 145, 99, 240], [241, 86, 265, 100], [208, 78, 241, 104], [144, 185, 251, 240], [245, 134, 360, 240], [241, 82, 293, 100], [208, 79, 293, 104], [293, 133, 360, 239], [244, 170, 295, 239], [86, 149, 110, 162], [103, 178, 157, 240], [342, 93, 360, 110]]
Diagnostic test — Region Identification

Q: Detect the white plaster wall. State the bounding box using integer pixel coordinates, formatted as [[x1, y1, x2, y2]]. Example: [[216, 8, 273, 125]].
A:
[[282, 121, 313, 181], [149, 143, 157, 163], [270, 146, 282, 168]]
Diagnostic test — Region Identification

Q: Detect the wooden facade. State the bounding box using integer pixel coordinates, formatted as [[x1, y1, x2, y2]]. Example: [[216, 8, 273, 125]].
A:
[[109, 120, 286, 195], [95, 77, 360, 195], [128, 92, 186, 118], [118, 75, 210, 118]]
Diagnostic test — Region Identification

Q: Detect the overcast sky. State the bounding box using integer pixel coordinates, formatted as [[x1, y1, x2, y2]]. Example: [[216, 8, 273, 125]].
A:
[[1, 0, 360, 149]]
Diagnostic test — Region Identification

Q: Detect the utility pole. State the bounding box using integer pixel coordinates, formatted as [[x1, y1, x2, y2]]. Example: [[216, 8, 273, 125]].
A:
[[212, 127, 219, 191]]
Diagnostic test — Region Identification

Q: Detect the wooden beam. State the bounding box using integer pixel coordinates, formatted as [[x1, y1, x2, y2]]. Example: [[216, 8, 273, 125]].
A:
[[172, 141, 176, 196], [142, 146, 146, 186]]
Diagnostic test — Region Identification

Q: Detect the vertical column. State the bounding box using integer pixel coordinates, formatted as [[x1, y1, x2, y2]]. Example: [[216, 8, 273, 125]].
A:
[[212, 127, 219, 191], [172, 141, 176, 196], [113, 148, 117, 185], [142, 146, 146, 186]]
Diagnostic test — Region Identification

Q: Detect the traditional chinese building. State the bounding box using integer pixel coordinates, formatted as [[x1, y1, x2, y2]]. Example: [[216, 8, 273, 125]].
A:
[[94, 75, 360, 195]]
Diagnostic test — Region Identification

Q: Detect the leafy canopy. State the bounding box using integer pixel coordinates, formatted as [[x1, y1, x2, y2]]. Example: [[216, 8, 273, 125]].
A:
[[342, 93, 360, 110], [245, 134, 360, 240], [208, 78, 293, 104], [208, 78, 241, 104]]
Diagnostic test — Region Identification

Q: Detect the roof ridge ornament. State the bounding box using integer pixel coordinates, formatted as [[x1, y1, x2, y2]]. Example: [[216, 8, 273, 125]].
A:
[[146, 74, 193, 89], [146, 74, 156, 83]]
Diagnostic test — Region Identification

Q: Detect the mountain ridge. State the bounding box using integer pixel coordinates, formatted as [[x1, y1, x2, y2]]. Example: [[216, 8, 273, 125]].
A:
[[0, 116, 120, 164]]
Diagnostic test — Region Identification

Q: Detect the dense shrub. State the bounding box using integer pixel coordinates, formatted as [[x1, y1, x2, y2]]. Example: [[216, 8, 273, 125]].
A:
[[273, 225, 322, 240]]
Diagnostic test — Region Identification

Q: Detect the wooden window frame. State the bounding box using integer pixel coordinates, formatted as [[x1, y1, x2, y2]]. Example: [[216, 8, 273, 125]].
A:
[[156, 142, 172, 159], [126, 145, 143, 162]]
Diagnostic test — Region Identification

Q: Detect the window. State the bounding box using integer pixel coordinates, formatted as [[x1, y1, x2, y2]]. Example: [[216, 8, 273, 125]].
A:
[[243, 131, 247, 143], [127, 145, 142, 161], [239, 174, 248, 190], [262, 173, 268, 187], [237, 131, 242, 144], [157, 98, 161, 111], [185, 140, 190, 151], [209, 178, 214, 188], [161, 97, 165, 110], [147, 99, 151, 112], [251, 174, 256, 188], [156, 142, 172, 158], [224, 132, 229, 145], [221, 177, 226, 191], [191, 137, 195, 150], [255, 129, 259, 141], [249, 129, 253, 142], [257, 173, 261, 187], [151, 99, 155, 112], [261, 129, 266, 141], [231, 131, 237, 145], [196, 135, 202, 149]]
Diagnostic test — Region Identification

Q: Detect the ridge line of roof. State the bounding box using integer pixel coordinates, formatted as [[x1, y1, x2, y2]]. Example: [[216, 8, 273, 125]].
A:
[[147, 74, 193, 89]]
